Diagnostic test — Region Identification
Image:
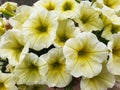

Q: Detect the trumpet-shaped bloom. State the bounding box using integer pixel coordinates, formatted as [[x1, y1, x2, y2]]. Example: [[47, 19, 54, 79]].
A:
[[58, 0, 80, 20], [75, 1, 103, 32], [81, 61, 115, 90], [0, 2, 17, 17], [23, 7, 58, 51], [63, 32, 108, 78], [14, 53, 48, 85], [34, 0, 62, 11], [54, 19, 80, 47], [9, 5, 32, 30], [0, 30, 29, 66], [40, 48, 72, 87], [0, 72, 18, 90], [107, 33, 120, 75], [96, 0, 120, 10]]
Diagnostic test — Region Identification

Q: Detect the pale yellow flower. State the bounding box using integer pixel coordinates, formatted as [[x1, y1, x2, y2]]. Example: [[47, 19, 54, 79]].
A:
[[0, 72, 18, 90], [34, 0, 62, 11], [58, 0, 80, 20], [54, 19, 80, 47], [81, 61, 115, 90], [14, 53, 48, 85], [0, 30, 29, 66], [107, 33, 120, 75], [63, 32, 108, 78], [40, 48, 72, 87], [96, 0, 120, 10], [75, 1, 103, 32], [0, 2, 17, 17], [9, 5, 32, 30], [23, 7, 58, 51]]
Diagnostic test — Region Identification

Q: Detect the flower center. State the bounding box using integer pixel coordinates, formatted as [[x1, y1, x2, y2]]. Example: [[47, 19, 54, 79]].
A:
[[60, 36, 68, 42], [0, 83, 5, 90], [39, 26, 47, 32], [46, 3, 55, 11], [63, 2, 72, 11], [78, 50, 86, 56], [29, 64, 38, 71]]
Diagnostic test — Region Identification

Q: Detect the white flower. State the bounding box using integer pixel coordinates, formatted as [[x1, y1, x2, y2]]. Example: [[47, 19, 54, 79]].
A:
[[75, 1, 103, 32], [40, 48, 72, 88], [0, 30, 29, 66], [23, 7, 58, 51], [54, 19, 80, 47], [63, 32, 108, 78], [14, 53, 48, 85], [58, 0, 80, 20]]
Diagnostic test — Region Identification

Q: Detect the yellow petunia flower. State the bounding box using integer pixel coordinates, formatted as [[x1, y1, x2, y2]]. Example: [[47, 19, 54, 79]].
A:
[[40, 48, 72, 88], [0, 72, 18, 90], [63, 32, 108, 78], [58, 0, 80, 20], [0, 2, 17, 17], [75, 1, 103, 32], [34, 0, 62, 11], [14, 53, 48, 85], [0, 30, 29, 66], [9, 5, 32, 30], [96, 0, 120, 11], [23, 7, 58, 51], [54, 19, 80, 47], [107, 33, 120, 75], [81, 61, 115, 90]]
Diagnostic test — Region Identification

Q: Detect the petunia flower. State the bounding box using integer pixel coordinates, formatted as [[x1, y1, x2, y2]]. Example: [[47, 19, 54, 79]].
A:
[[22, 7, 58, 51], [63, 32, 108, 78], [75, 1, 103, 32], [0, 72, 18, 90], [34, 0, 62, 11], [9, 5, 32, 30], [40, 48, 72, 88], [14, 53, 48, 85], [107, 33, 120, 75], [81, 61, 115, 90], [96, 0, 120, 11], [58, 0, 80, 20], [0, 30, 29, 66], [0, 2, 17, 17], [54, 19, 80, 47]]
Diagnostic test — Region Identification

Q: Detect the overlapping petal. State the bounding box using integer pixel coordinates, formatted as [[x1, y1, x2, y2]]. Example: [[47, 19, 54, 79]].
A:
[[14, 53, 48, 85], [40, 48, 72, 87]]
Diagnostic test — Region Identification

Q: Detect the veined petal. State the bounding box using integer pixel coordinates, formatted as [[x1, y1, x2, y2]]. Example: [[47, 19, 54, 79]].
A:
[[0, 30, 29, 66], [63, 32, 108, 78], [23, 7, 58, 51], [40, 48, 72, 88], [75, 1, 103, 32], [54, 19, 80, 47], [14, 53, 48, 85]]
